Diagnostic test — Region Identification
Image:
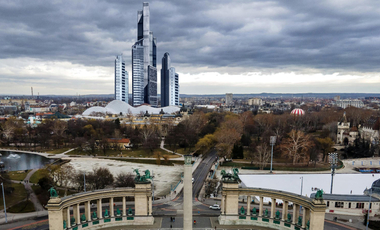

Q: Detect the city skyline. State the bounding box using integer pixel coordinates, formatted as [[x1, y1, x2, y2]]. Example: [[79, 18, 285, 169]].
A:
[[0, 1, 380, 95]]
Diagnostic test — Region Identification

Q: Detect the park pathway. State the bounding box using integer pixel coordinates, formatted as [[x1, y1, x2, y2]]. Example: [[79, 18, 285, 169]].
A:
[[160, 139, 183, 157], [24, 169, 44, 211]]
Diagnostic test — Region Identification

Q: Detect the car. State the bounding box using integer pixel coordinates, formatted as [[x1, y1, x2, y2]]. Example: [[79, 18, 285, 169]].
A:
[[192, 178, 194, 183], [209, 204, 221, 210]]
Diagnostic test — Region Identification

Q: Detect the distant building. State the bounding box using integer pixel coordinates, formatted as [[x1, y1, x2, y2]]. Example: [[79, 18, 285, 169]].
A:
[[115, 55, 128, 103], [132, 3, 157, 107], [334, 95, 341, 101], [161, 53, 179, 107], [248, 98, 263, 106], [225, 93, 233, 106], [335, 99, 364, 109], [337, 112, 350, 145]]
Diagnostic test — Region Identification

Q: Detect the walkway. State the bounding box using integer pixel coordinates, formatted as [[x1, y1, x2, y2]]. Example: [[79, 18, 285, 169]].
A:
[[24, 169, 44, 211], [160, 139, 183, 157]]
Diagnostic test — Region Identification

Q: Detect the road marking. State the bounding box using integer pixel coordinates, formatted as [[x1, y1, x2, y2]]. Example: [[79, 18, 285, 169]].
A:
[[8, 219, 48, 230]]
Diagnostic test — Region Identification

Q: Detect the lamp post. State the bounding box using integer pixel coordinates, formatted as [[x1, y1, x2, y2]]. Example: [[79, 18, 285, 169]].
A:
[[269, 136, 277, 173], [329, 153, 338, 194], [366, 189, 372, 230], [1, 182, 7, 223], [300, 176, 303, 196], [83, 172, 86, 192]]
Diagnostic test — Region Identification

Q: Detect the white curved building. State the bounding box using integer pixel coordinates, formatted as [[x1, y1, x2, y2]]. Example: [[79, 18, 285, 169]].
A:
[[82, 100, 180, 116]]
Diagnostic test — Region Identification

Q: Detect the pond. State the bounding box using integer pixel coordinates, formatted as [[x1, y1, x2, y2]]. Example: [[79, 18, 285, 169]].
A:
[[0, 151, 54, 171]]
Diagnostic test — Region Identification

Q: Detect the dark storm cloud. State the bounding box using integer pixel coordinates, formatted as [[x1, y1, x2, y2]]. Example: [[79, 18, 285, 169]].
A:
[[1, 0, 380, 83]]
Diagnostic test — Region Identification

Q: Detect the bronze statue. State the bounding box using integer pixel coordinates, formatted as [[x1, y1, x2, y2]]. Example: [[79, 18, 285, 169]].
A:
[[48, 187, 58, 198], [80, 213, 86, 222], [240, 206, 245, 215], [315, 189, 324, 200]]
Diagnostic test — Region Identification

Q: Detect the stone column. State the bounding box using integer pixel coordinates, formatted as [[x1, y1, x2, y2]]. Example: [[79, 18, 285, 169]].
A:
[[75, 204, 80, 225], [110, 197, 114, 217], [97, 199, 103, 219], [67, 207, 70, 225], [302, 207, 306, 228], [292, 204, 297, 225], [86, 201, 91, 221], [282, 201, 288, 221], [247, 196, 251, 216], [310, 209, 325, 230], [46, 197, 64, 230], [148, 196, 152, 215], [259, 196, 264, 216], [122, 197, 126, 216], [135, 183, 150, 215], [305, 208, 310, 227], [270, 198, 276, 219], [221, 195, 225, 215], [183, 155, 193, 230]]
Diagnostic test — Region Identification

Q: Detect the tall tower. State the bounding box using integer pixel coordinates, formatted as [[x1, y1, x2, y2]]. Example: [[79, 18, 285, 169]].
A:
[[132, 2, 157, 107], [115, 55, 128, 102], [161, 52, 179, 107]]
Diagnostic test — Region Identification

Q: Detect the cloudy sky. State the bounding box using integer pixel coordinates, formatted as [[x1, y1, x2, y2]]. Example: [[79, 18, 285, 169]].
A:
[[1, 0, 380, 95]]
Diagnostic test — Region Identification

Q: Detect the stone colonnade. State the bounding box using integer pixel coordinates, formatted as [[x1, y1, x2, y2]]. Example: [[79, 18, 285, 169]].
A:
[[219, 182, 326, 230], [47, 183, 153, 230]]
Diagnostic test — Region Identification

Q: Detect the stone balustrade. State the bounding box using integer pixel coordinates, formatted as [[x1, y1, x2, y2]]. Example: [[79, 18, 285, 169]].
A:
[[47, 183, 153, 230], [219, 182, 326, 230]]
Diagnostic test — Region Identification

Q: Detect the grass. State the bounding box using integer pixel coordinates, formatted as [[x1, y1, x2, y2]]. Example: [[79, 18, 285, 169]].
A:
[[29, 169, 47, 184], [164, 146, 194, 155], [45, 147, 72, 154], [7, 200, 35, 213], [67, 148, 175, 158], [0, 183, 27, 210], [8, 170, 31, 181]]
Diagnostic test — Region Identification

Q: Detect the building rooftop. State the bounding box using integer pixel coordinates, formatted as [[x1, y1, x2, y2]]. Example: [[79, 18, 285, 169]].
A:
[[310, 193, 380, 202]]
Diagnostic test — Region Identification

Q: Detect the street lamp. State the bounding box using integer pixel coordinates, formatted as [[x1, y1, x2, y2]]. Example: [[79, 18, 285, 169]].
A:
[[269, 136, 277, 173], [1, 182, 7, 223], [300, 176, 303, 196], [366, 189, 372, 230], [328, 153, 338, 194], [83, 172, 86, 192]]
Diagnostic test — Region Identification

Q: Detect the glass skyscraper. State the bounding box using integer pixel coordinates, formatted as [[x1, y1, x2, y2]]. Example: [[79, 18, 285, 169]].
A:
[[115, 54, 128, 102], [132, 2, 157, 107], [161, 52, 179, 107]]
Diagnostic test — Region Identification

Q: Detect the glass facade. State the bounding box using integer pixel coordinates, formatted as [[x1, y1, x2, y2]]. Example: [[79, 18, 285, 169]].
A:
[[132, 3, 157, 107], [115, 55, 128, 102]]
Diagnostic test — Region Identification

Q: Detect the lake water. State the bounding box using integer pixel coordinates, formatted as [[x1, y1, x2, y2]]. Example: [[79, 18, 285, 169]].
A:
[[240, 173, 378, 197], [0, 151, 53, 171]]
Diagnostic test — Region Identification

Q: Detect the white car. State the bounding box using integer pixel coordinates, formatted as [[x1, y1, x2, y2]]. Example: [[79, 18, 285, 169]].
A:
[[209, 204, 221, 210], [192, 178, 194, 183]]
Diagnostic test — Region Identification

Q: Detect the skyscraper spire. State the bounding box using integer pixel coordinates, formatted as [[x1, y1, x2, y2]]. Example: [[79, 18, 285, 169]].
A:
[[132, 2, 157, 107]]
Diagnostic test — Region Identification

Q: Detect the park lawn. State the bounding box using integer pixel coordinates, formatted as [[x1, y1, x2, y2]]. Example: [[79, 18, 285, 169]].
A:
[[8, 200, 35, 213], [45, 147, 72, 154], [0, 183, 27, 210], [9, 170, 31, 181], [29, 169, 47, 184], [67, 148, 171, 158], [164, 146, 194, 155]]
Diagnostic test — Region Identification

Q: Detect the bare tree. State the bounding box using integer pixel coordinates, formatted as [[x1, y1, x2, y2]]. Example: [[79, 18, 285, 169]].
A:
[[114, 172, 135, 188], [281, 130, 313, 165], [255, 143, 271, 170]]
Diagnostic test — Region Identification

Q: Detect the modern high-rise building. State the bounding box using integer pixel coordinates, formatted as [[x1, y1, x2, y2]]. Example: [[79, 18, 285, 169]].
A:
[[132, 2, 157, 107], [115, 55, 128, 102], [161, 52, 179, 107]]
